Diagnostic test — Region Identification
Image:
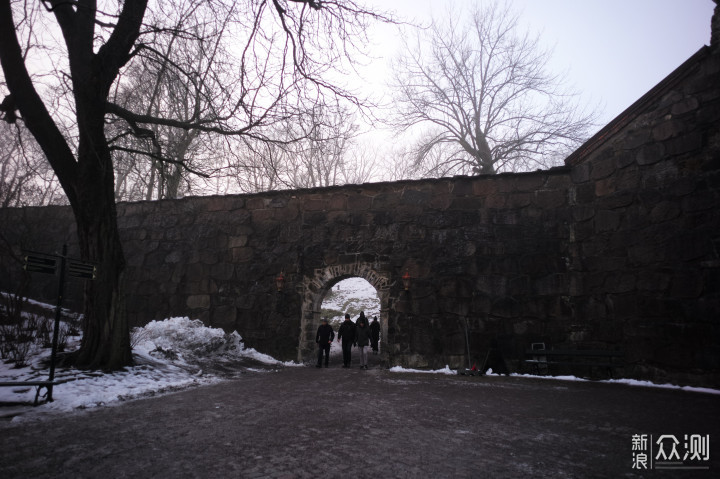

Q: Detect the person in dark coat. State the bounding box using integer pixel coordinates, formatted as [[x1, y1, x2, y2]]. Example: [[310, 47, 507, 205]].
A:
[[370, 316, 380, 353], [315, 318, 335, 368], [337, 313, 356, 368], [354, 314, 372, 369]]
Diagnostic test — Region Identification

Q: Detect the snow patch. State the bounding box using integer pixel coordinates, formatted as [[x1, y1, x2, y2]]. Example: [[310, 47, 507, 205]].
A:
[[1, 317, 299, 421], [389, 365, 456, 375]]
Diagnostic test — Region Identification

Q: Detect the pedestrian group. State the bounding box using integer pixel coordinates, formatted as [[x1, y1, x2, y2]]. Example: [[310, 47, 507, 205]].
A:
[[316, 311, 380, 369]]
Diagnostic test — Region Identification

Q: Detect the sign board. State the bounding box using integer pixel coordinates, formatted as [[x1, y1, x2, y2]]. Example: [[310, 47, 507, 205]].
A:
[[68, 260, 97, 280], [23, 254, 58, 275]]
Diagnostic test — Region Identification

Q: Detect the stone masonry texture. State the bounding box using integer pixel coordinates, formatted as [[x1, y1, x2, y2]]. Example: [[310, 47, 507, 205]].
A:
[[1, 44, 719, 387]]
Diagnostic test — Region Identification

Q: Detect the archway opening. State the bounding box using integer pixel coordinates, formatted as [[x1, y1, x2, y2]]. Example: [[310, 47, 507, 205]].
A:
[[298, 264, 390, 365], [321, 277, 382, 365]]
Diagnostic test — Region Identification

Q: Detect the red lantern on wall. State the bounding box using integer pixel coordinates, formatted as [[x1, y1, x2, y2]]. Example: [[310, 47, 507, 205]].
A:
[[275, 272, 285, 292], [402, 271, 411, 291]]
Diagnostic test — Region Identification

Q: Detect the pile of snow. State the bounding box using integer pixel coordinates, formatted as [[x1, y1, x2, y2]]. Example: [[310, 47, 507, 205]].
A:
[[1, 317, 298, 420], [389, 365, 456, 375], [134, 317, 296, 367]]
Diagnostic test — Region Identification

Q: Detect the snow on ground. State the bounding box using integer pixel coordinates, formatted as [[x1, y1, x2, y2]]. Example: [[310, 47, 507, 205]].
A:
[[3, 301, 717, 423], [0, 317, 299, 422], [389, 365, 456, 375]]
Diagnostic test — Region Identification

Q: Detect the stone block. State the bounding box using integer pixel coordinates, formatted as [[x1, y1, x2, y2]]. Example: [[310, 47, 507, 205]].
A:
[[481, 194, 503, 209], [401, 189, 430, 205], [347, 194, 372, 211], [275, 205, 299, 221], [650, 201, 681, 223], [473, 179, 499, 196], [267, 196, 288, 209], [212, 305, 237, 330], [303, 198, 327, 211], [636, 271, 671, 291], [597, 190, 635, 210], [636, 143, 666, 165], [573, 183, 596, 204], [514, 174, 546, 192], [535, 274, 568, 295], [589, 147, 616, 175], [228, 235, 249, 248], [669, 272, 704, 299], [231, 247, 255, 262], [187, 294, 210, 309], [328, 194, 347, 211], [451, 178, 474, 196], [595, 177, 616, 197], [535, 189, 566, 208], [210, 263, 235, 281], [671, 97, 699, 116], [604, 273, 636, 294], [450, 197, 482, 210], [246, 197, 265, 210], [371, 193, 401, 210], [572, 206, 595, 222], [506, 192, 532, 208], [593, 210, 621, 232], [668, 233, 714, 262], [652, 120, 685, 141], [570, 163, 591, 184], [665, 131, 703, 156], [681, 191, 716, 213], [250, 209, 274, 223], [614, 150, 636, 169]]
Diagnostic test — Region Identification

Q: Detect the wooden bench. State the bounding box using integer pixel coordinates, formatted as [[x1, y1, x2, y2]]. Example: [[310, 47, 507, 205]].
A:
[[0, 381, 55, 406], [524, 347, 624, 379]]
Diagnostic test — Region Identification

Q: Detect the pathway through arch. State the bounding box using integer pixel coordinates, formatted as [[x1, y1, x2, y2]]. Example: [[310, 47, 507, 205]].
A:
[[320, 277, 382, 368]]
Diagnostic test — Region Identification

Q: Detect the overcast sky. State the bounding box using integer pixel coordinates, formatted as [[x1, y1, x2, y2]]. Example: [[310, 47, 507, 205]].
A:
[[361, 0, 715, 128]]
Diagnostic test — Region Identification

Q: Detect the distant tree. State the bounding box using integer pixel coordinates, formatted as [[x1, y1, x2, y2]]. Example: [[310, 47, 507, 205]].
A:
[[0, 0, 391, 370], [390, 1, 596, 176], [0, 123, 64, 207], [228, 102, 382, 191]]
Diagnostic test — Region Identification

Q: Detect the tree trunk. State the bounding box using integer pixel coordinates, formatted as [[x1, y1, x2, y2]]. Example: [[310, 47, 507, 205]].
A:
[[73, 202, 132, 370], [72, 114, 132, 370]]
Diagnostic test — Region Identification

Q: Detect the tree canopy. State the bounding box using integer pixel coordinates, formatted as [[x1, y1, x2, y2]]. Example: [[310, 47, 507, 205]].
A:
[[390, 1, 596, 176]]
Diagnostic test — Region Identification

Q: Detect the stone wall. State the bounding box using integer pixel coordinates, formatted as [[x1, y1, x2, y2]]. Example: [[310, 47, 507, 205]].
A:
[[564, 46, 720, 386], [1, 170, 575, 369], [1, 43, 718, 387]]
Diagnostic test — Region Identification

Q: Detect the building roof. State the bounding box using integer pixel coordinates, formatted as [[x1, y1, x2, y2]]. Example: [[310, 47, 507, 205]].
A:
[[564, 46, 711, 167]]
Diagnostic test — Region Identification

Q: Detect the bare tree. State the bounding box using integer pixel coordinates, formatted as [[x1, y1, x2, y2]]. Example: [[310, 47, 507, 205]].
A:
[[0, 0, 391, 370], [276, 103, 361, 189], [390, 1, 596, 176], [227, 102, 382, 192], [0, 123, 64, 207]]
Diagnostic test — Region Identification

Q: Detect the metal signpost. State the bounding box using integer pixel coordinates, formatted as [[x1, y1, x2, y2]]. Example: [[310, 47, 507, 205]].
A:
[[21, 244, 96, 402]]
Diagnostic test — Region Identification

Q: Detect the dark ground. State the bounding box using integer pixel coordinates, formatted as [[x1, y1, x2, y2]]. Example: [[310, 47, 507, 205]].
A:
[[1, 356, 718, 479]]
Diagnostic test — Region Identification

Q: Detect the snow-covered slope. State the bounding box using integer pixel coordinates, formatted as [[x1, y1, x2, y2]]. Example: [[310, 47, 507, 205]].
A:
[[321, 277, 380, 325]]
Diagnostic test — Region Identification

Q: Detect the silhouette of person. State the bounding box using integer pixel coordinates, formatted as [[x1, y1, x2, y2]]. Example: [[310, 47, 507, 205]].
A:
[[315, 318, 334, 368], [370, 316, 380, 353], [355, 313, 371, 369], [337, 313, 356, 368]]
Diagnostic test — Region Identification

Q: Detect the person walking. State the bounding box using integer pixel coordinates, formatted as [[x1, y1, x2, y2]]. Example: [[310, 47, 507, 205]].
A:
[[370, 316, 380, 354], [337, 313, 356, 368], [315, 318, 335, 368], [355, 314, 372, 369]]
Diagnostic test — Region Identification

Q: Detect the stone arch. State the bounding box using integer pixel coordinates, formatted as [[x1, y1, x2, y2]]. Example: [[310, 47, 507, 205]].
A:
[[298, 263, 391, 364]]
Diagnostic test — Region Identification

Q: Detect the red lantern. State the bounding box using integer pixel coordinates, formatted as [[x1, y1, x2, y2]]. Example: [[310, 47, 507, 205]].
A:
[[402, 271, 411, 291], [275, 272, 285, 292]]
